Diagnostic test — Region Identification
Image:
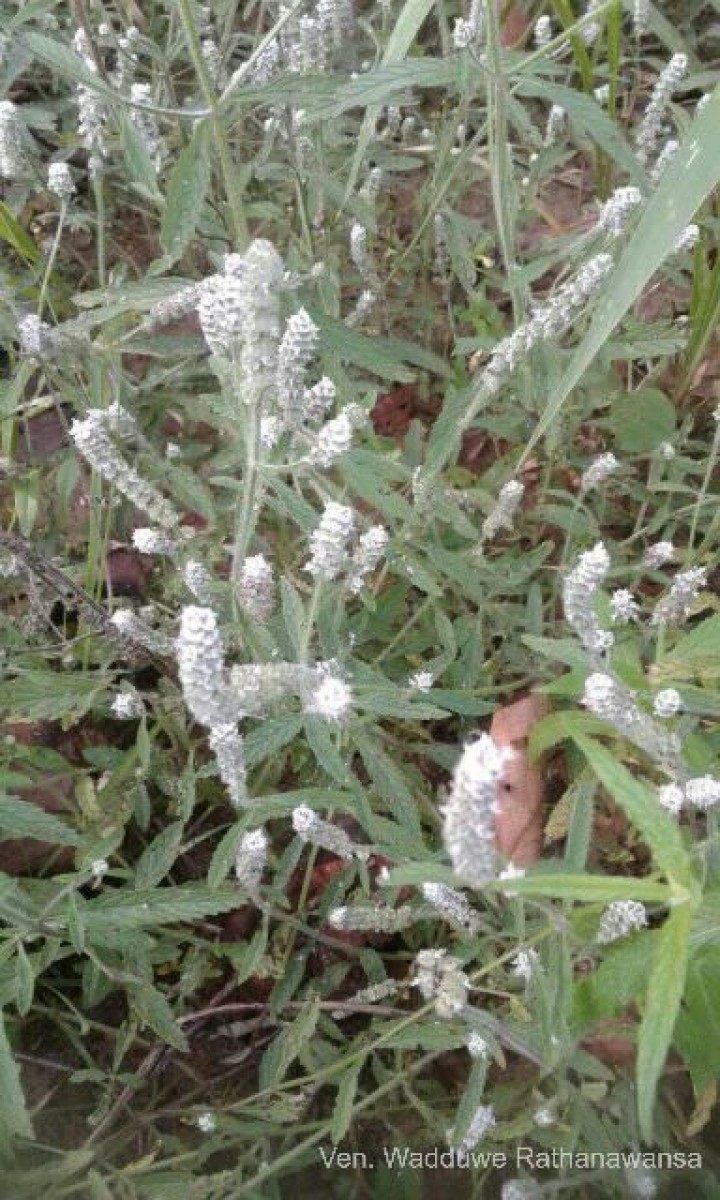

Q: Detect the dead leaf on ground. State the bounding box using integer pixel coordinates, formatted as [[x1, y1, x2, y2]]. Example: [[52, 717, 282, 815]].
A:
[[491, 693, 549, 866]]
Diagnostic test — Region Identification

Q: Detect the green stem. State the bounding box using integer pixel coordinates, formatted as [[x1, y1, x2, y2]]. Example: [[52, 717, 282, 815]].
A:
[[176, 0, 248, 249], [231, 397, 263, 586], [37, 202, 67, 317]]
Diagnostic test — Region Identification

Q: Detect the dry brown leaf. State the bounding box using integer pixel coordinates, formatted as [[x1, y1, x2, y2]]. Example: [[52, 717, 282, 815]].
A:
[[491, 693, 549, 866]]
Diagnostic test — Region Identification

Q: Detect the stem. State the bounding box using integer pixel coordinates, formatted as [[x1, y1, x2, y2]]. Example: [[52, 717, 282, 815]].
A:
[[37, 202, 67, 317], [176, 0, 248, 249], [482, 0, 525, 328], [231, 397, 263, 585], [688, 418, 720, 551]]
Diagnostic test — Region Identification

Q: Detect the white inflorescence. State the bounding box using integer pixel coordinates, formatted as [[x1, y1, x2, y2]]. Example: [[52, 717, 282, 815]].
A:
[[292, 805, 362, 859], [132, 528, 177, 556], [467, 1030, 491, 1060], [306, 675, 353, 721], [610, 589, 640, 624], [478, 255, 613, 404], [643, 540, 676, 569], [442, 734, 509, 887], [582, 672, 681, 768], [141, 285, 201, 333], [176, 606, 231, 728], [453, 0, 483, 50], [651, 566, 707, 627], [182, 559, 215, 605], [277, 308, 319, 428], [596, 900, 647, 944], [110, 609, 173, 655], [597, 188, 642, 237], [111, 692, 145, 719], [329, 904, 418, 933], [73, 31, 108, 177], [675, 224, 700, 254], [236, 554, 275, 620], [47, 162, 75, 200], [235, 827, 268, 893], [511, 947, 539, 983], [309, 407, 355, 468], [409, 670, 434, 691], [635, 52, 688, 167], [534, 15, 552, 47], [129, 83, 165, 169], [71, 410, 179, 528], [562, 542, 613, 654], [303, 377, 337, 423], [332, 978, 399, 1018], [18, 315, 51, 357], [502, 1182, 542, 1200], [421, 882, 481, 935], [414, 949, 470, 1017], [544, 103, 566, 146], [0, 99, 26, 179], [448, 1104, 496, 1154], [306, 502, 355, 580], [580, 452, 620, 492], [198, 241, 283, 404], [347, 524, 389, 593], [650, 137, 679, 185], [653, 688, 682, 718], [208, 723, 247, 809], [684, 776, 720, 810], [657, 782, 685, 815], [481, 480, 524, 541]]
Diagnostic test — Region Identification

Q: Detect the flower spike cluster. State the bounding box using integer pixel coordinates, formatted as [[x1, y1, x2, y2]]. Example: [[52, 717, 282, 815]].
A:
[[442, 734, 510, 887]]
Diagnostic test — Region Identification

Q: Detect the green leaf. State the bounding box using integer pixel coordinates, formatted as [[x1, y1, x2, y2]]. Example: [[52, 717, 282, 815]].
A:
[[674, 947, 720, 1091], [0, 1008, 34, 1141], [131, 985, 189, 1053], [119, 114, 161, 201], [160, 123, 212, 262], [637, 903, 691, 1142], [259, 997, 320, 1088], [134, 822, 184, 890], [0, 200, 40, 264], [330, 1058, 363, 1144], [610, 388, 676, 453], [573, 736, 692, 886], [0, 794, 80, 846], [83, 883, 245, 932], [0, 670, 110, 723], [663, 614, 720, 667], [497, 872, 671, 904], [14, 944, 34, 1017], [523, 89, 720, 457]]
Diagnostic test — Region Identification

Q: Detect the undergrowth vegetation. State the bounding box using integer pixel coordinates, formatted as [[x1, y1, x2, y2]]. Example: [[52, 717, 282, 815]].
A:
[[0, 0, 719, 1196]]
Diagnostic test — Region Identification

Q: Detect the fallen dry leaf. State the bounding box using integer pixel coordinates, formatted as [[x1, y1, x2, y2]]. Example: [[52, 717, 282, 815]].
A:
[[491, 693, 549, 866]]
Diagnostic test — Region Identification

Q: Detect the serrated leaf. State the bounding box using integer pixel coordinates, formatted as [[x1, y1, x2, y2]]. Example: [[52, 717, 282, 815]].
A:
[[83, 883, 245, 932], [134, 822, 184, 890], [0, 671, 110, 723], [259, 997, 320, 1088], [0, 794, 80, 846], [0, 200, 40, 264], [674, 947, 720, 1091], [637, 903, 691, 1142], [0, 1008, 34, 1141], [160, 123, 212, 262], [573, 736, 692, 885], [131, 985, 189, 1053], [15, 944, 34, 1017], [330, 1058, 363, 1144]]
